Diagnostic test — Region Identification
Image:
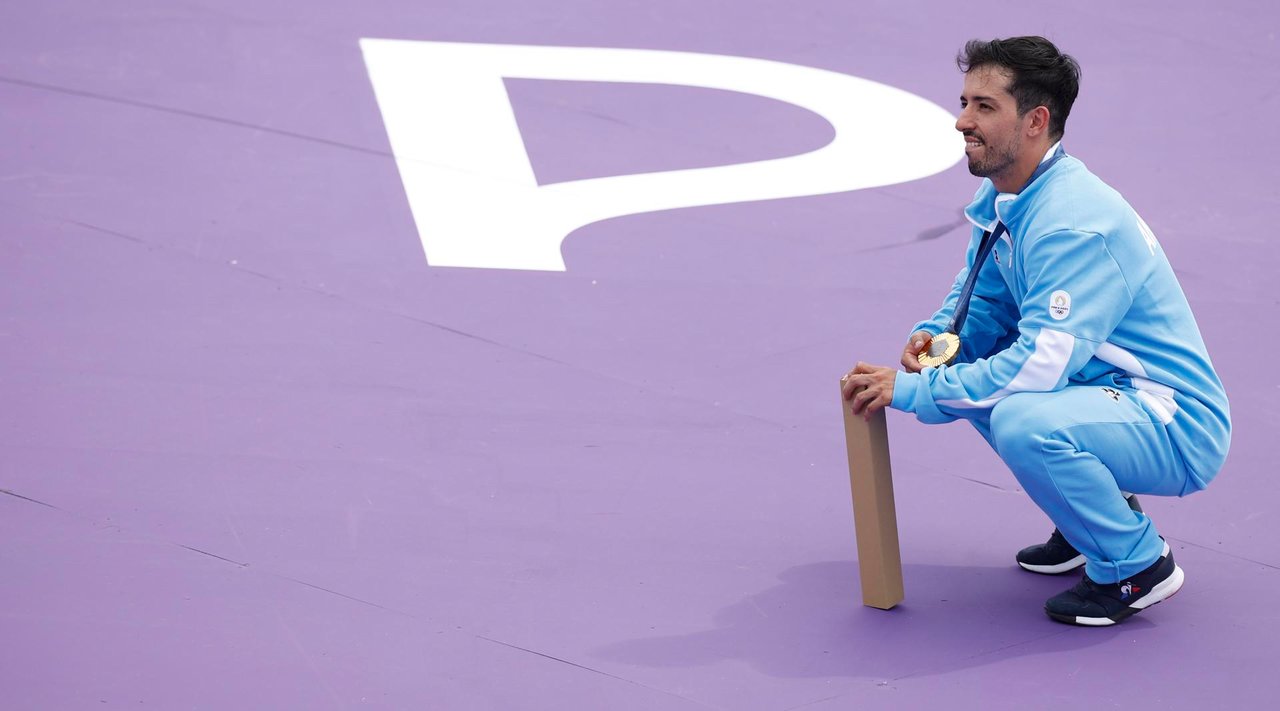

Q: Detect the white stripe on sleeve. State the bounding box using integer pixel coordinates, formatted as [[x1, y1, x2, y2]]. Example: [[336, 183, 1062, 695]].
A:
[[936, 328, 1075, 410]]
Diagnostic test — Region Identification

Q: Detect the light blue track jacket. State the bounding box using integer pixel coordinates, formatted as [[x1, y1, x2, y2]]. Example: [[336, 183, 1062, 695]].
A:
[[890, 150, 1231, 489]]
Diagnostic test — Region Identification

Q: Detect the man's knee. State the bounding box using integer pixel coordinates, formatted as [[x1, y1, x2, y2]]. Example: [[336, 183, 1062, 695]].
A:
[[989, 392, 1058, 463]]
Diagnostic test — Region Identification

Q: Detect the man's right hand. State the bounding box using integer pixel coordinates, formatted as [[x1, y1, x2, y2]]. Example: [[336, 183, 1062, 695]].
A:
[[900, 330, 934, 373]]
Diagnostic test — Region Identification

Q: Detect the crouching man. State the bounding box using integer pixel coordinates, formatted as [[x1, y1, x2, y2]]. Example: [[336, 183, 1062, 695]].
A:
[[842, 36, 1230, 626]]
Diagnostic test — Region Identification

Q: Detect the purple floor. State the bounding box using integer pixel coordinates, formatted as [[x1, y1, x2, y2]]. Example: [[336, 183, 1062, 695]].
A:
[[3, 1, 1278, 708]]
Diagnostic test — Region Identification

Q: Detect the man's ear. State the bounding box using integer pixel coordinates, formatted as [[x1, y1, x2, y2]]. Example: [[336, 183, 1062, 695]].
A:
[[1026, 105, 1052, 137]]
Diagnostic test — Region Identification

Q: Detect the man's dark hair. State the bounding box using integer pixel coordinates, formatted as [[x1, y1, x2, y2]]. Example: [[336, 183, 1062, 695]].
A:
[[958, 36, 1081, 140]]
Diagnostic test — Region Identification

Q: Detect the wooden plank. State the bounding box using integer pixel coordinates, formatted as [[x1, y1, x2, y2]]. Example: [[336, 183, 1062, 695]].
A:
[[839, 377, 904, 609]]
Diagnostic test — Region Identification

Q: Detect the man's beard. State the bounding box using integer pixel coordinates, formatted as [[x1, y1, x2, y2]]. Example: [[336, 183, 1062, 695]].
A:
[[966, 133, 1019, 179]]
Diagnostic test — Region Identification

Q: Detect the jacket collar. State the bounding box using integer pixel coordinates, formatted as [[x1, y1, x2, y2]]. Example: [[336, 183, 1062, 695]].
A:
[[963, 141, 1066, 234]]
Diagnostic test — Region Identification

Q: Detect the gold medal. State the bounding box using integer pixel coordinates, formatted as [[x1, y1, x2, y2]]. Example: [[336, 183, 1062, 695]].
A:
[[917, 332, 960, 368]]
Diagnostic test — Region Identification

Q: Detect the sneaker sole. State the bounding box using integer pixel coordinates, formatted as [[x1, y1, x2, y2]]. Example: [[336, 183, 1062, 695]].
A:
[[1018, 554, 1086, 575], [1047, 564, 1185, 627]]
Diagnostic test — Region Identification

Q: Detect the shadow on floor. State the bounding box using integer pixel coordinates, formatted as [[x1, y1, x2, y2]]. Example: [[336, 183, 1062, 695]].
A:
[[592, 560, 1155, 681]]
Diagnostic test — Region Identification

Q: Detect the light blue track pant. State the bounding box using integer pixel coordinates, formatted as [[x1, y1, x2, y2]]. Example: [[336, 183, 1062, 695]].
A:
[[963, 385, 1191, 583]]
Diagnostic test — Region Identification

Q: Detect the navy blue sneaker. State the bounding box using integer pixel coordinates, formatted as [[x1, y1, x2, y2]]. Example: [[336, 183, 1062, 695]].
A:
[[1016, 494, 1144, 574], [1044, 546, 1183, 626]]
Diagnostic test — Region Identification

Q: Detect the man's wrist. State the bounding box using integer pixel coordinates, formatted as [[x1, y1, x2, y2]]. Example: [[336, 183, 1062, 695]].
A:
[[890, 370, 919, 412]]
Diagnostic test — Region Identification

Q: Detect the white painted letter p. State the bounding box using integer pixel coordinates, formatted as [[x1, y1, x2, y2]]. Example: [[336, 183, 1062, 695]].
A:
[[360, 40, 961, 271]]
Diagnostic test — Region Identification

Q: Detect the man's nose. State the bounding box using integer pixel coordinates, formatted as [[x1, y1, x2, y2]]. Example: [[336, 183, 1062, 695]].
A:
[[955, 110, 975, 133]]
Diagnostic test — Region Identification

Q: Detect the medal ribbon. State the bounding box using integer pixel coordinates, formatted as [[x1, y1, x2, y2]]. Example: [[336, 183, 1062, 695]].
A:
[[946, 224, 1005, 335], [945, 145, 1067, 336]]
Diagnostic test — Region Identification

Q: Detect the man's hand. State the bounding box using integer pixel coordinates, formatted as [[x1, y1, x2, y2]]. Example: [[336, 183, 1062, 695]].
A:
[[841, 362, 897, 419], [900, 330, 934, 373]]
